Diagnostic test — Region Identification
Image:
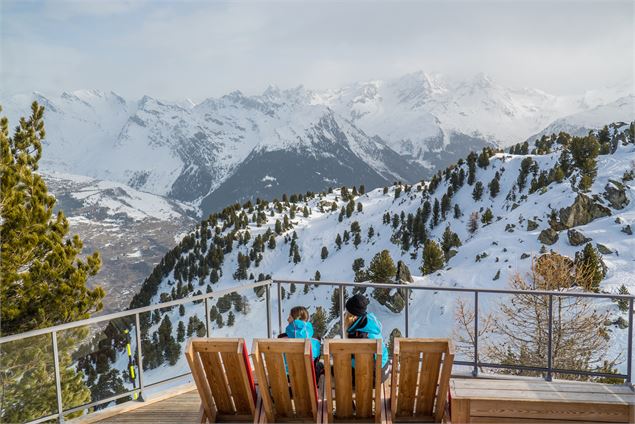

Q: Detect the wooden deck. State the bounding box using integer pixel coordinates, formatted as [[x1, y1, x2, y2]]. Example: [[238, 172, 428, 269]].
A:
[[75, 386, 202, 424], [75, 378, 635, 424], [93, 390, 201, 423]]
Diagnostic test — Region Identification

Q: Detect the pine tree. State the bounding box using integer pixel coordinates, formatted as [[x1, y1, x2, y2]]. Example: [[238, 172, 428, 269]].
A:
[[472, 181, 484, 201], [481, 208, 493, 224], [310, 307, 328, 339], [488, 173, 500, 198], [441, 193, 451, 219], [367, 226, 375, 239], [454, 204, 462, 219], [1, 102, 104, 335], [353, 232, 362, 248], [357, 202, 363, 213], [314, 270, 321, 281], [569, 135, 600, 190], [321, 246, 329, 260], [335, 233, 342, 249], [421, 240, 445, 275], [210, 268, 219, 284], [467, 152, 477, 185], [268, 235, 276, 249], [367, 250, 397, 283], [432, 198, 440, 227], [575, 243, 605, 292], [477, 148, 490, 169], [179, 304, 185, 317], [616, 284, 630, 312], [0, 104, 104, 421], [207, 308, 219, 332], [441, 226, 462, 258], [177, 321, 186, 342], [292, 245, 301, 264], [227, 311, 235, 326], [216, 314, 224, 328]]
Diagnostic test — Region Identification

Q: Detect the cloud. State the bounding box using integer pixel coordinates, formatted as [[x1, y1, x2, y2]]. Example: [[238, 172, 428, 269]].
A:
[[1, 0, 632, 100]]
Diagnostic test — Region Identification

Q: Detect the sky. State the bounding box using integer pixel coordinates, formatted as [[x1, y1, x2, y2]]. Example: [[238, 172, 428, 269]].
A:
[[1, 0, 633, 101]]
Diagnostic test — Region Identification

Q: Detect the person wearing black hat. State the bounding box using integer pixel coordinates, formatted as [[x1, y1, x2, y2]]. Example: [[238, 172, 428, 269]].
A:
[[344, 294, 390, 381]]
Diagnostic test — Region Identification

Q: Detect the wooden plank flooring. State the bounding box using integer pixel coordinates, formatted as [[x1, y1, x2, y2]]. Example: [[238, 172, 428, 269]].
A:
[[93, 390, 201, 423]]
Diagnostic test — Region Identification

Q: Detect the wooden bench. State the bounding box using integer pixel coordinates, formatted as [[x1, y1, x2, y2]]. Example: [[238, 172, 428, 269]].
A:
[[450, 378, 635, 423]]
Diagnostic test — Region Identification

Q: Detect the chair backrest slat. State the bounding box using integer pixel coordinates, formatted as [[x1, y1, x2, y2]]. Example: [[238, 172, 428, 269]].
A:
[[220, 350, 253, 414], [251, 338, 319, 422], [354, 352, 375, 419], [202, 351, 234, 414], [324, 339, 383, 423], [395, 352, 419, 416], [287, 349, 312, 416], [185, 338, 257, 422], [416, 352, 442, 416], [263, 351, 294, 417], [391, 338, 454, 423]]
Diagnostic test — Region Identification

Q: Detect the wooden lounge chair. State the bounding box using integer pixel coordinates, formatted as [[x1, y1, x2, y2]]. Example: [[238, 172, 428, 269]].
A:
[[185, 338, 258, 423], [388, 338, 454, 423], [251, 338, 322, 423], [322, 339, 387, 423]]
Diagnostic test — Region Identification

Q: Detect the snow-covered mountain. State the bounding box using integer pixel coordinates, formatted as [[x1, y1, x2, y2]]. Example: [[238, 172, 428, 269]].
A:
[[84, 122, 634, 397], [3, 73, 630, 216], [44, 172, 199, 313], [527, 95, 635, 141]]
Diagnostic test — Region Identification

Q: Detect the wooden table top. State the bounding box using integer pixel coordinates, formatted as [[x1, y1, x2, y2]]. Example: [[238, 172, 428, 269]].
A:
[[450, 378, 635, 405]]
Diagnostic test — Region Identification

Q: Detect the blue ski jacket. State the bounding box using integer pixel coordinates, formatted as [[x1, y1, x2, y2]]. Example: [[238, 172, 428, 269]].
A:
[[285, 319, 321, 361], [347, 312, 389, 368]]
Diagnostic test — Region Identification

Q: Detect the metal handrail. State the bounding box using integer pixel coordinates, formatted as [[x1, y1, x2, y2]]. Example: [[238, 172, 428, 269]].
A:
[[1, 278, 633, 424], [0, 279, 273, 343]]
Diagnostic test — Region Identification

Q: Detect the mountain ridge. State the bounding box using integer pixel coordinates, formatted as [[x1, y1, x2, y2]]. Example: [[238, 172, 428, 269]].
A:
[[3, 72, 631, 215]]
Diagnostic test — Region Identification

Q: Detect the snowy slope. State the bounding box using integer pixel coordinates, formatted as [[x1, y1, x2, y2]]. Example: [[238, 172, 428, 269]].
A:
[[86, 122, 635, 392]]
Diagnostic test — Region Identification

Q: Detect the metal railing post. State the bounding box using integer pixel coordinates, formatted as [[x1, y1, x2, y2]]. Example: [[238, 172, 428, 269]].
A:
[[204, 298, 210, 338], [134, 313, 146, 401], [404, 287, 409, 337], [339, 284, 345, 339], [546, 294, 553, 382], [627, 298, 633, 384], [51, 331, 64, 423], [473, 292, 479, 377], [277, 281, 283, 335], [265, 283, 272, 338]]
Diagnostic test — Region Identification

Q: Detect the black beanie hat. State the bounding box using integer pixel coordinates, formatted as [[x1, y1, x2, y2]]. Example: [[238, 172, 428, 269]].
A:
[[345, 294, 369, 316]]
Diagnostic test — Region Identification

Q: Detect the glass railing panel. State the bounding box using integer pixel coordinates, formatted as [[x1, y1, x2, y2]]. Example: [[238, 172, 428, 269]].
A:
[[409, 289, 473, 369], [478, 291, 549, 378], [58, 316, 137, 416], [551, 294, 627, 383], [138, 298, 205, 388], [207, 286, 269, 345], [0, 333, 57, 423]]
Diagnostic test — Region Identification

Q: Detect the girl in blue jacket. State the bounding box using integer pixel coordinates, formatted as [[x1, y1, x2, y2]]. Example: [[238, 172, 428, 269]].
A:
[[284, 306, 322, 363]]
